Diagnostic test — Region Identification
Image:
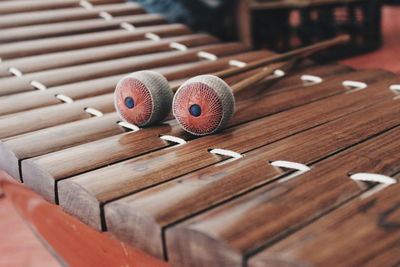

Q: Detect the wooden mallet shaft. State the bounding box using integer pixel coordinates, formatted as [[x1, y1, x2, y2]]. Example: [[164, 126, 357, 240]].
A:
[[171, 34, 350, 92], [231, 58, 299, 93], [214, 34, 350, 78]]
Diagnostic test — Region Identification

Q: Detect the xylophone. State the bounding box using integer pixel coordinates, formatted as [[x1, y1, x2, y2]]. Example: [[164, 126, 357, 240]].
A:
[[0, 1, 399, 266]]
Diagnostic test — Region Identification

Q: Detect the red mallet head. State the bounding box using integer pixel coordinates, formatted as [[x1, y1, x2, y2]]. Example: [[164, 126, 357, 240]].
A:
[[172, 75, 235, 136], [114, 71, 173, 127]]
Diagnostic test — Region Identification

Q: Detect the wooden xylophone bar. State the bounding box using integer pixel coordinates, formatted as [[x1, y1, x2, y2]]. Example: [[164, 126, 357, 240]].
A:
[[0, 50, 275, 182], [167, 127, 400, 266], [0, 42, 249, 95], [0, 0, 124, 15], [0, 34, 219, 76], [0, 62, 356, 183], [0, 1, 399, 266], [54, 72, 399, 231], [0, 50, 269, 115], [0, 13, 167, 43], [0, 24, 192, 59], [0, 2, 144, 29], [250, 171, 400, 267]]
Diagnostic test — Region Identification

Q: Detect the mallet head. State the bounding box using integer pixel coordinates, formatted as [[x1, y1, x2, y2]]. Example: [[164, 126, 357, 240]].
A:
[[114, 71, 173, 127], [172, 75, 235, 136]]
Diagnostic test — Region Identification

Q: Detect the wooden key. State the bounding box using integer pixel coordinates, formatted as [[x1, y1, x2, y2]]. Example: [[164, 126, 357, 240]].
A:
[[0, 0, 123, 15], [7, 61, 340, 184], [0, 112, 125, 184], [121, 36, 347, 129], [27, 63, 350, 206], [230, 61, 352, 100], [0, 52, 271, 184], [0, 42, 248, 96], [211, 35, 350, 79], [53, 69, 397, 230], [0, 34, 218, 76], [21, 65, 362, 205], [0, 50, 270, 116], [0, 24, 191, 60], [0, 14, 166, 43], [0, 3, 144, 29], [0, 93, 115, 139], [166, 127, 400, 267], [249, 175, 400, 267], [170, 60, 297, 135], [104, 97, 400, 259]]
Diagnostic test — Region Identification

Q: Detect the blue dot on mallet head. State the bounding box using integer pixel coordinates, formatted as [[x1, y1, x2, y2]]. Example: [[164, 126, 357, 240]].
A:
[[189, 104, 202, 117], [125, 97, 135, 109]]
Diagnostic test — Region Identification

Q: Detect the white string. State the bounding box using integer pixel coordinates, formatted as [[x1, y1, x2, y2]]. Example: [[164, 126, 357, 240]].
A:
[[160, 135, 187, 146], [273, 69, 285, 77], [169, 42, 188, 51], [79, 0, 93, 9], [350, 173, 397, 199], [350, 173, 396, 185], [300, 74, 323, 85], [210, 148, 243, 166], [390, 84, 400, 94], [342, 80, 367, 92], [229, 60, 247, 68], [390, 84, 400, 100], [118, 121, 140, 132], [55, 94, 74, 104], [99, 11, 113, 21], [84, 107, 103, 117], [30, 80, 47, 91], [209, 148, 243, 159], [270, 160, 311, 183], [9, 67, 23, 77], [145, 32, 161, 41], [270, 160, 311, 172], [197, 51, 218, 61], [120, 22, 136, 32]]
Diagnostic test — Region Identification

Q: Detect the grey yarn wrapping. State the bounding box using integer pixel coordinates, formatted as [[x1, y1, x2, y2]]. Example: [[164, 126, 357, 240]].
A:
[[114, 70, 173, 126], [173, 74, 235, 135]]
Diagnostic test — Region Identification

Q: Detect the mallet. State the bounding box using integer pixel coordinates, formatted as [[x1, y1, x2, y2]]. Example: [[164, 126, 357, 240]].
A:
[[114, 35, 349, 127], [172, 59, 299, 135]]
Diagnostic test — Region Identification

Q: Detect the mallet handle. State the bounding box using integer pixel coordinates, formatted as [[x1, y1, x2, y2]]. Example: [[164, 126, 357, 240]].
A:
[[171, 35, 349, 92], [231, 58, 299, 94], [214, 34, 350, 79]]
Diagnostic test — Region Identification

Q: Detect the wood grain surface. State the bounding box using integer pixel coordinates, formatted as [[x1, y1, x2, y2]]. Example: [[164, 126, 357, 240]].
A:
[[0, 3, 143, 29], [0, 50, 268, 115], [0, 50, 272, 184], [13, 113, 126, 185], [0, 93, 115, 139], [0, 34, 218, 76], [0, 13, 166, 43], [0, 24, 191, 60], [166, 126, 400, 267], [0, 0, 123, 15], [104, 92, 400, 259], [1, 3, 399, 266], [20, 62, 349, 189], [249, 173, 400, 267], [0, 42, 248, 96], [55, 69, 396, 231]]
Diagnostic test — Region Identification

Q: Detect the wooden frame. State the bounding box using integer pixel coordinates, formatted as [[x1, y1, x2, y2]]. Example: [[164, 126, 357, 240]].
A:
[[0, 170, 170, 267]]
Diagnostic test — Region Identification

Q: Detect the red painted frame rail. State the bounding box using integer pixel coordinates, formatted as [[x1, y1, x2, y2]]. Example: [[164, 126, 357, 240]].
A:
[[0, 170, 170, 267]]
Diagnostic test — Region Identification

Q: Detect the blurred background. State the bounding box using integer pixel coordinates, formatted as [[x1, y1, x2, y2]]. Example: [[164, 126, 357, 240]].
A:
[[131, 0, 399, 69]]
